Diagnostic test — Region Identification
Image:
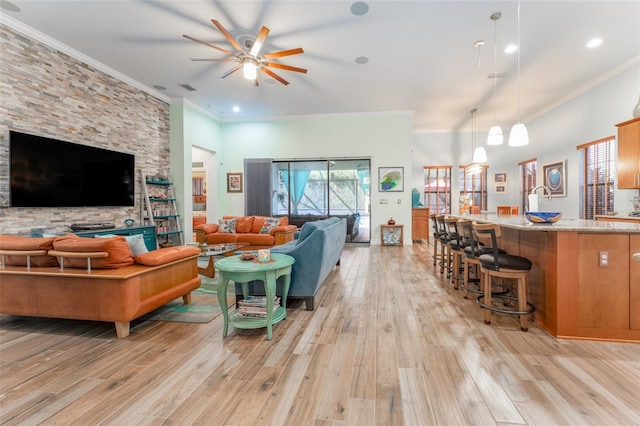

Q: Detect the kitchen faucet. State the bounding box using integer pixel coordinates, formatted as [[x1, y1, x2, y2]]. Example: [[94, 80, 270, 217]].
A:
[[528, 185, 552, 212], [531, 185, 552, 200]]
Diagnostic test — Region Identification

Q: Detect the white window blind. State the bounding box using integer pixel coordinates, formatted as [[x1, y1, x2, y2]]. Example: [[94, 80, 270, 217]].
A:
[[577, 137, 616, 219]]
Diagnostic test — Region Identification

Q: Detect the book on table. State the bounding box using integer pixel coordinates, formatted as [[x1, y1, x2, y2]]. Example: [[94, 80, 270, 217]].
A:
[[236, 296, 281, 318]]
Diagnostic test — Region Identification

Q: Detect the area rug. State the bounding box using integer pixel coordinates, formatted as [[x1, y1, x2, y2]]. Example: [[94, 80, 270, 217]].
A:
[[139, 278, 236, 324]]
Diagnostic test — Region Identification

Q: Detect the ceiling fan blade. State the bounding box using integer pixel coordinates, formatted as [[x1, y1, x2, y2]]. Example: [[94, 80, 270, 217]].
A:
[[211, 19, 243, 51], [182, 34, 233, 55], [261, 67, 289, 86], [190, 58, 234, 62], [263, 62, 308, 74], [262, 48, 304, 59], [250, 26, 270, 56], [219, 64, 242, 79]]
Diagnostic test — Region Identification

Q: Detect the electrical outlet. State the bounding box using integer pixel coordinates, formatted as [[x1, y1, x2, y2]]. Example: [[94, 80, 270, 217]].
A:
[[397, 199, 402, 204], [599, 251, 608, 267]]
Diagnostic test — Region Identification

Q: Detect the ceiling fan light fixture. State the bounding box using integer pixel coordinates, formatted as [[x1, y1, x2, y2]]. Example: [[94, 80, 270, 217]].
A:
[[242, 59, 257, 80]]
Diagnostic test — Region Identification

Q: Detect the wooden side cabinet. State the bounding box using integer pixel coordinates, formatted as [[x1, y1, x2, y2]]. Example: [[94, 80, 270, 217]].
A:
[[411, 208, 430, 243], [381, 225, 404, 246], [616, 117, 640, 189], [631, 235, 640, 330]]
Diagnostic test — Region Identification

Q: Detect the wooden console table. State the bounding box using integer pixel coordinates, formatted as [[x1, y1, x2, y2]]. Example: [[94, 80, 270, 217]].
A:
[[381, 224, 404, 246]]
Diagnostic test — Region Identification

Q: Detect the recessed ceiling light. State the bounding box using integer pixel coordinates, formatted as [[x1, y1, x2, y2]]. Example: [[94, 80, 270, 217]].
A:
[[355, 56, 369, 64], [587, 38, 602, 48], [233, 106, 240, 113], [351, 2, 369, 16], [0, 1, 20, 12], [504, 44, 517, 54]]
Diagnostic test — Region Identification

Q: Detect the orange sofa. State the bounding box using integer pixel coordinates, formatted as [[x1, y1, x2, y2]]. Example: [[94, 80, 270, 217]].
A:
[[0, 234, 201, 338], [194, 215, 296, 249]]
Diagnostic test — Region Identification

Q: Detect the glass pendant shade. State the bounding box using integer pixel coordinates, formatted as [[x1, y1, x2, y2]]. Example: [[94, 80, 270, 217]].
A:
[[487, 125, 503, 145], [473, 146, 487, 163], [508, 122, 529, 146]]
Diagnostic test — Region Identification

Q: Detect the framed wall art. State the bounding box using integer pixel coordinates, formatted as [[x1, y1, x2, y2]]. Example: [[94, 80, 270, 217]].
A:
[[494, 183, 507, 194], [494, 173, 507, 183], [227, 172, 243, 193], [378, 167, 404, 192], [542, 160, 566, 197]]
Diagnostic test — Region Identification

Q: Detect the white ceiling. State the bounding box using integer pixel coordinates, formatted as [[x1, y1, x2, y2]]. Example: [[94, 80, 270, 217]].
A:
[[2, 1, 639, 133]]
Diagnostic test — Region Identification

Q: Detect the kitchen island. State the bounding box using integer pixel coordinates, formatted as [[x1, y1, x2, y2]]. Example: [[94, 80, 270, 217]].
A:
[[466, 214, 640, 343]]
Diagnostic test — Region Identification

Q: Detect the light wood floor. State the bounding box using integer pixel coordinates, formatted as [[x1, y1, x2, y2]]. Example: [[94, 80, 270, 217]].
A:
[[2, 243, 640, 425]]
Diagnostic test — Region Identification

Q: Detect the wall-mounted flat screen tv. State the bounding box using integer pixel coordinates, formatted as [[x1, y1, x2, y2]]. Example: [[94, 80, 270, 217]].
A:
[[9, 130, 135, 207]]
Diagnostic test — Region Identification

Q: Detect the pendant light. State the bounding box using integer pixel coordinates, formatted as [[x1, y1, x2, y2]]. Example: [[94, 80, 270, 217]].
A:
[[467, 108, 485, 175], [487, 12, 503, 146], [508, 0, 529, 146], [472, 40, 487, 165]]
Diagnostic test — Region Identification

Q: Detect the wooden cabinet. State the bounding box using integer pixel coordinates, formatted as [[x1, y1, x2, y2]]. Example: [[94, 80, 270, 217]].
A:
[[631, 235, 640, 330], [577, 234, 630, 330], [73, 225, 157, 251], [411, 208, 430, 242], [616, 117, 640, 189]]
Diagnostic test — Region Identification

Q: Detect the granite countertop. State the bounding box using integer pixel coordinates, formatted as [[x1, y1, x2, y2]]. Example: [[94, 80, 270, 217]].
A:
[[464, 214, 640, 233]]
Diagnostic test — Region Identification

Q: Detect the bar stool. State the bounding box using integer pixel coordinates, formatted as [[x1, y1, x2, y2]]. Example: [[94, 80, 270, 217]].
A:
[[430, 213, 443, 267], [458, 221, 506, 299], [473, 222, 535, 331], [496, 206, 512, 215], [436, 215, 451, 275], [445, 217, 466, 289]]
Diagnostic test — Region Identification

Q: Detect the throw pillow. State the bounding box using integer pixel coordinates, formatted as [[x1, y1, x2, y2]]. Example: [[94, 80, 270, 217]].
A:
[[236, 216, 254, 233], [260, 217, 280, 234], [124, 234, 149, 256], [94, 233, 149, 256], [218, 218, 238, 233]]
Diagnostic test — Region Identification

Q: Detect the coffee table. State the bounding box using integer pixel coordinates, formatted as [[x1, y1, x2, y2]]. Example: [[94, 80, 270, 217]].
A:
[[196, 242, 250, 278], [216, 253, 295, 340]]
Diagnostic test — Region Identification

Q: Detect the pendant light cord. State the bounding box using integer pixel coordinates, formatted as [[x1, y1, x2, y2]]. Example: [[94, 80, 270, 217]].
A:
[[516, 0, 521, 122], [493, 15, 498, 123]]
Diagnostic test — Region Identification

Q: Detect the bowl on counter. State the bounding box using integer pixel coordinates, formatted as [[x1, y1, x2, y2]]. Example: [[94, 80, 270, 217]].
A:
[[524, 212, 563, 224]]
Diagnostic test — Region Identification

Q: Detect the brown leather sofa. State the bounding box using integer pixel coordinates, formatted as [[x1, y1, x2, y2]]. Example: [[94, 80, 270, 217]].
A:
[[0, 234, 201, 338], [194, 215, 297, 249]]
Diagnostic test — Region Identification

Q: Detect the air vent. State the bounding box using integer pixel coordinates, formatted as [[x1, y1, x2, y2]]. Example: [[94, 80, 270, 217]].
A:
[[179, 84, 197, 91], [192, 162, 204, 168], [487, 73, 506, 79]]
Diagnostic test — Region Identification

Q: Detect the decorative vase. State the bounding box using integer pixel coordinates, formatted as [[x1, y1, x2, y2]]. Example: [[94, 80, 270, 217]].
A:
[[387, 218, 395, 225], [633, 94, 640, 118], [157, 169, 169, 181]]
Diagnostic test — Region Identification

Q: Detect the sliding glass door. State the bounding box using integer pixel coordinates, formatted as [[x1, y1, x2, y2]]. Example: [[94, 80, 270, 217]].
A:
[[271, 158, 370, 243]]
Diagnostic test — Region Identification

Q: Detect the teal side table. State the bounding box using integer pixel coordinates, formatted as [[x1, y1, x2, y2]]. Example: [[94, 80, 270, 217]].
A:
[[216, 253, 295, 340]]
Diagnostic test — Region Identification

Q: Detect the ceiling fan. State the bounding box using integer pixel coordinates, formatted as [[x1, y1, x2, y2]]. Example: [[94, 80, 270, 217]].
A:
[[183, 20, 307, 86]]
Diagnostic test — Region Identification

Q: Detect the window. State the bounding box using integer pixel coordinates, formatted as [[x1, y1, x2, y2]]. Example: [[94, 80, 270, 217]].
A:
[[459, 165, 488, 212], [423, 166, 452, 214], [518, 158, 537, 211], [577, 136, 616, 219]]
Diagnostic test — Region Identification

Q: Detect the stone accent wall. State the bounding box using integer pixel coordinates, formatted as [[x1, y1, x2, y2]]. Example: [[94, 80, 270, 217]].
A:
[[0, 24, 170, 235]]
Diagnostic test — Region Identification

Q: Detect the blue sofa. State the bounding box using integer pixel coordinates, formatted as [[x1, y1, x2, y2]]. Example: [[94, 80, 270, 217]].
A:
[[235, 217, 346, 311]]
